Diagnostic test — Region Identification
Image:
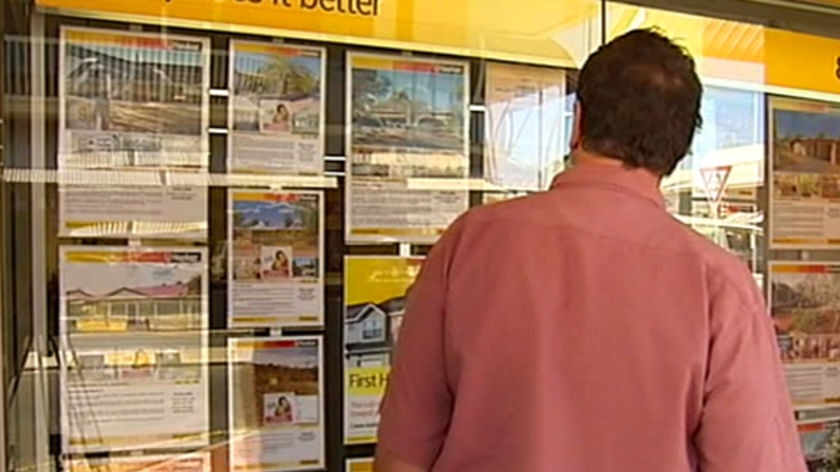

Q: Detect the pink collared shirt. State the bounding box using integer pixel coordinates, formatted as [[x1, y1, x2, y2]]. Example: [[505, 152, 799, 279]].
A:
[[377, 163, 805, 472]]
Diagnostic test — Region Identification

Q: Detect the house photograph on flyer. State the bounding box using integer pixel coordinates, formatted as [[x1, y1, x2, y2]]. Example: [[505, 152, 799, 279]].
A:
[[230, 41, 326, 175]]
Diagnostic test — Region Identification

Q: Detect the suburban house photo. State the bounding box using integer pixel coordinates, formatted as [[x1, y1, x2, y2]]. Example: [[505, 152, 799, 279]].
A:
[[65, 279, 202, 332], [344, 296, 406, 368]]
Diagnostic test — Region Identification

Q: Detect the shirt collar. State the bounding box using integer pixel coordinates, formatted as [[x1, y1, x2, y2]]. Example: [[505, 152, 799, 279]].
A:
[[550, 163, 665, 209]]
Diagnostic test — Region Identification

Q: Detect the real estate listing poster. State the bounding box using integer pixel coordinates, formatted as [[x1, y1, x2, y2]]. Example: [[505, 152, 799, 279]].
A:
[[63, 453, 211, 472], [58, 246, 209, 454], [769, 96, 840, 249], [346, 53, 469, 243], [229, 41, 325, 175], [484, 62, 566, 192], [799, 418, 840, 471], [228, 190, 324, 328], [58, 27, 210, 239], [228, 337, 325, 472], [346, 458, 374, 472], [343, 256, 424, 444], [770, 262, 840, 407]]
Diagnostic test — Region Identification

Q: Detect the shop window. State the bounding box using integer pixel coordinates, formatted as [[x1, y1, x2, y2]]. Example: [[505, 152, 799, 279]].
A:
[[4, 0, 836, 469]]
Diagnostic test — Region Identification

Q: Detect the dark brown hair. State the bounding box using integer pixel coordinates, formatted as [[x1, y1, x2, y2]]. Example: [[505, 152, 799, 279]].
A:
[[577, 28, 703, 176]]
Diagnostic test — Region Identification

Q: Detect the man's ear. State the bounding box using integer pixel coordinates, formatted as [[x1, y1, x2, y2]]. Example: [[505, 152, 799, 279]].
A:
[[571, 101, 583, 150]]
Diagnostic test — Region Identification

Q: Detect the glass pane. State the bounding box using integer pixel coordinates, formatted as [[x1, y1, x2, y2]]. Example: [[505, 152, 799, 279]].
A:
[[6, 0, 840, 470]]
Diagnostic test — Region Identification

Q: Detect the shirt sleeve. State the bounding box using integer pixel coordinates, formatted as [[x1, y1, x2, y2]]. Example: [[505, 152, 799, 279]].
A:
[[376, 221, 462, 469], [695, 266, 806, 472]]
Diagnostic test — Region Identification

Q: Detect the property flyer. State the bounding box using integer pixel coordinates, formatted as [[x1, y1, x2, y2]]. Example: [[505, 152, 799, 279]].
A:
[[769, 97, 840, 249], [58, 246, 209, 454], [799, 419, 840, 471], [60, 27, 209, 169], [346, 458, 374, 472], [346, 53, 469, 243], [228, 337, 324, 472], [484, 62, 566, 191], [770, 262, 840, 407], [63, 453, 211, 472], [58, 27, 210, 239], [228, 190, 324, 328], [343, 256, 424, 444], [229, 41, 325, 175]]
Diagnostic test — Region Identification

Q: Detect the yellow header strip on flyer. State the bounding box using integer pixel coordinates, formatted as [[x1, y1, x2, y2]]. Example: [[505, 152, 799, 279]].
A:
[[772, 264, 836, 274], [350, 228, 445, 237], [232, 191, 307, 203], [352, 56, 465, 75], [234, 460, 321, 471], [63, 27, 203, 49], [772, 96, 840, 114], [64, 28, 134, 45], [64, 250, 202, 264], [233, 41, 322, 58], [232, 339, 308, 350], [772, 238, 840, 247]]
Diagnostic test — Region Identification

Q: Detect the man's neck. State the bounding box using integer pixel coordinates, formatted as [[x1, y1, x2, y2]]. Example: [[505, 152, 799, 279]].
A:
[[570, 150, 663, 186], [572, 149, 624, 168]]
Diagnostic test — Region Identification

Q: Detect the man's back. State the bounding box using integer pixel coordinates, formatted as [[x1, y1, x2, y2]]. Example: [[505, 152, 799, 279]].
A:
[[377, 165, 804, 471], [375, 29, 804, 472]]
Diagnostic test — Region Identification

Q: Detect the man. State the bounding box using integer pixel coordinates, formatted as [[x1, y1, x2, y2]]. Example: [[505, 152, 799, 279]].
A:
[[375, 29, 805, 472]]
